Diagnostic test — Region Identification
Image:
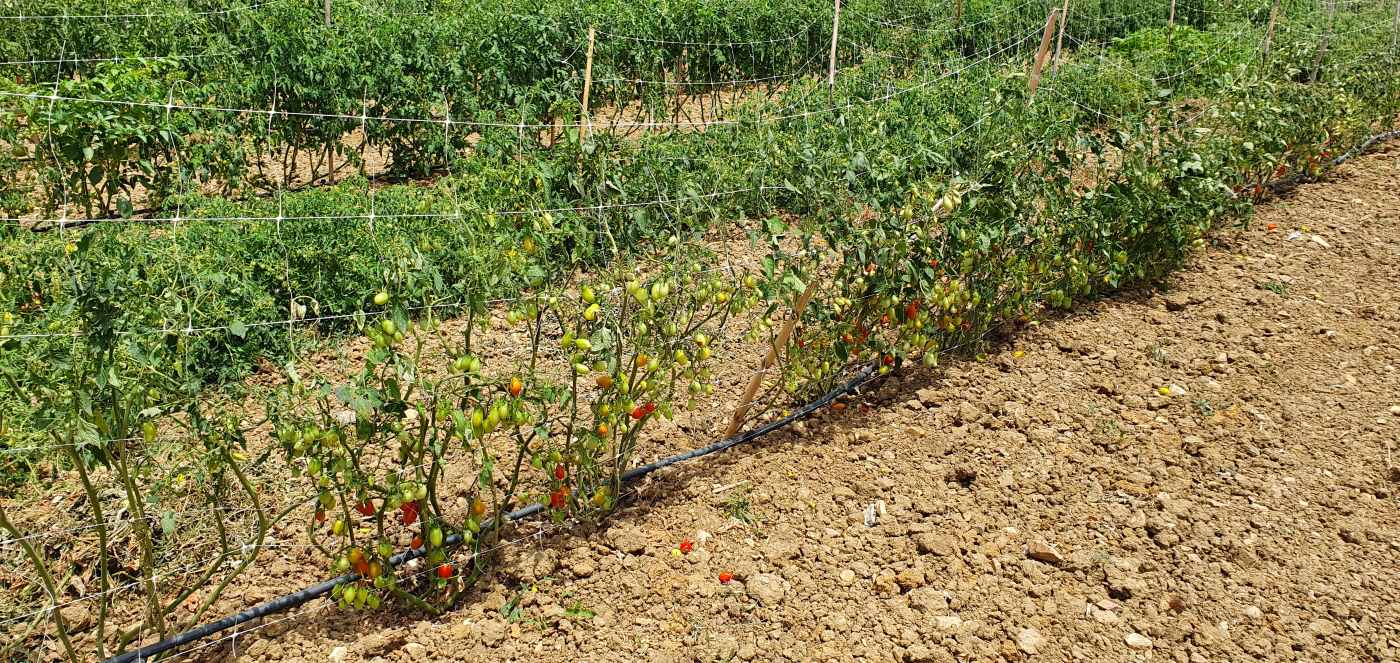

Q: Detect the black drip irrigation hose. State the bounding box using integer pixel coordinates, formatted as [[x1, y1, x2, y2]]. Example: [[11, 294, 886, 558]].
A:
[[104, 361, 884, 663], [1266, 130, 1400, 193]]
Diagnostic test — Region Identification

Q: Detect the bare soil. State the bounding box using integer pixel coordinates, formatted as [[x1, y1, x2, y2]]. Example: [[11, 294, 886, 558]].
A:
[[8, 142, 1400, 662]]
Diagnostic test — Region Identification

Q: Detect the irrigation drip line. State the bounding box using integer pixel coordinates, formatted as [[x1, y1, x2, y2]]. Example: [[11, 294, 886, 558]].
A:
[[103, 360, 883, 663], [1266, 130, 1400, 193]]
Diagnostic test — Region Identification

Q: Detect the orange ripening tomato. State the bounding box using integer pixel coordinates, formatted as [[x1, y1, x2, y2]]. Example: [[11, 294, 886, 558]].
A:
[[509, 376, 523, 397]]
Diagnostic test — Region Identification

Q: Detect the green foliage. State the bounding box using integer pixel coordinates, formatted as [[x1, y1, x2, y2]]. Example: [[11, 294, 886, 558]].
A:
[[0, 0, 1398, 654]]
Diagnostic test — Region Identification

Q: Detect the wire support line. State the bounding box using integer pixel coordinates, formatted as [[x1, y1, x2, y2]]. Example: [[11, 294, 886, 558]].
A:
[[592, 20, 820, 47], [0, 0, 279, 20]]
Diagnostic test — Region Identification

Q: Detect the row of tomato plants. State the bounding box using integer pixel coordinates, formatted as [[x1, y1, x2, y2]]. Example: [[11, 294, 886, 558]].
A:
[[0, 0, 1190, 218], [1, 3, 1392, 471], [1, 8, 1398, 659]]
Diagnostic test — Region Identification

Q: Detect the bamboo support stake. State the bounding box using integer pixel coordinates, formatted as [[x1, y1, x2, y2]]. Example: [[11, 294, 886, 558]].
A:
[[1052, 0, 1070, 72], [1388, 0, 1400, 54], [1393, 0, 1399, 56], [725, 280, 819, 437], [954, 0, 963, 28], [1311, 0, 1336, 82], [580, 26, 596, 141], [1262, 0, 1281, 62], [828, 0, 842, 87], [1028, 9, 1060, 96], [1168, 0, 1176, 30], [323, 0, 331, 25]]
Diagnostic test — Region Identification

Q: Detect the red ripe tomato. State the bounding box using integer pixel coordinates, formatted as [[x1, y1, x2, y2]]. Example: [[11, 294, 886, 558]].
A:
[[411, 536, 423, 550], [883, 354, 895, 367], [643, 401, 656, 414], [436, 564, 452, 579], [549, 489, 567, 510], [400, 502, 419, 526], [355, 501, 375, 517], [315, 509, 327, 524], [679, 539, 693, 555], [718, 571, 734, 584], [554, 464, 566, 481], [630, 406, 645, 420], [905, 299, 920, 320]]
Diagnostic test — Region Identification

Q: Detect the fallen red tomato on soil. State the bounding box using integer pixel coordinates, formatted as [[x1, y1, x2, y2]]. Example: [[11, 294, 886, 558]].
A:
[[718, 571, 734, 584], [679, 539, 693, 555]]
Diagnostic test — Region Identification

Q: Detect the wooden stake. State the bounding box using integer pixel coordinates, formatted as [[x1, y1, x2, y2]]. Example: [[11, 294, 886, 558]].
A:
[[725, 280, 819, 437], [580, 26, 596, 141], [323, 0, 331, 25], [954, 0, 963, 26], [1028, 9, 1059, 96], [1393, 0, 1400, 56], [1168, 0, 1176, 31], [1394, 0, 1400, 56], [828, 0, 842, 87], [1310, 0, 1336, 82], [1052, 0, 1070, 72], [1261, 0, 1280, 62]]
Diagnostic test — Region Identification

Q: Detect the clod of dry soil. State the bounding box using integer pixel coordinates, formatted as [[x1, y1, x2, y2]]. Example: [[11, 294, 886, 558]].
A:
[[211, 144, 1400, 662]]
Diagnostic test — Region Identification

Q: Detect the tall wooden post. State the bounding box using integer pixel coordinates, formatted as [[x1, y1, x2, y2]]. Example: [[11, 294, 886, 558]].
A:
[[1028, 9, 1059, 96], [725, 281, 818, 437], [580, 26, 596, 141], [1261, 0, 1281, 62], [828, 0, 842, 87], [1394, 0, 1400, 55], [1052, 0, 1070, 72], [1168, 0, 1176, 30], [1310, 0, 1336, 82], [1393, 0, 1400, 56], [323, 0, 331, 25]]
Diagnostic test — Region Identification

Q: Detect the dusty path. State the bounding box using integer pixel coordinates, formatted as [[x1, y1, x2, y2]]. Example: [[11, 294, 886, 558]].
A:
[[221, 143, 1400, 663]]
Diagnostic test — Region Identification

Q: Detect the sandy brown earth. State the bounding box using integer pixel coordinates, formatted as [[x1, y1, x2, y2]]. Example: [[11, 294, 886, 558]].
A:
[[9, 142, 1400, 662]]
